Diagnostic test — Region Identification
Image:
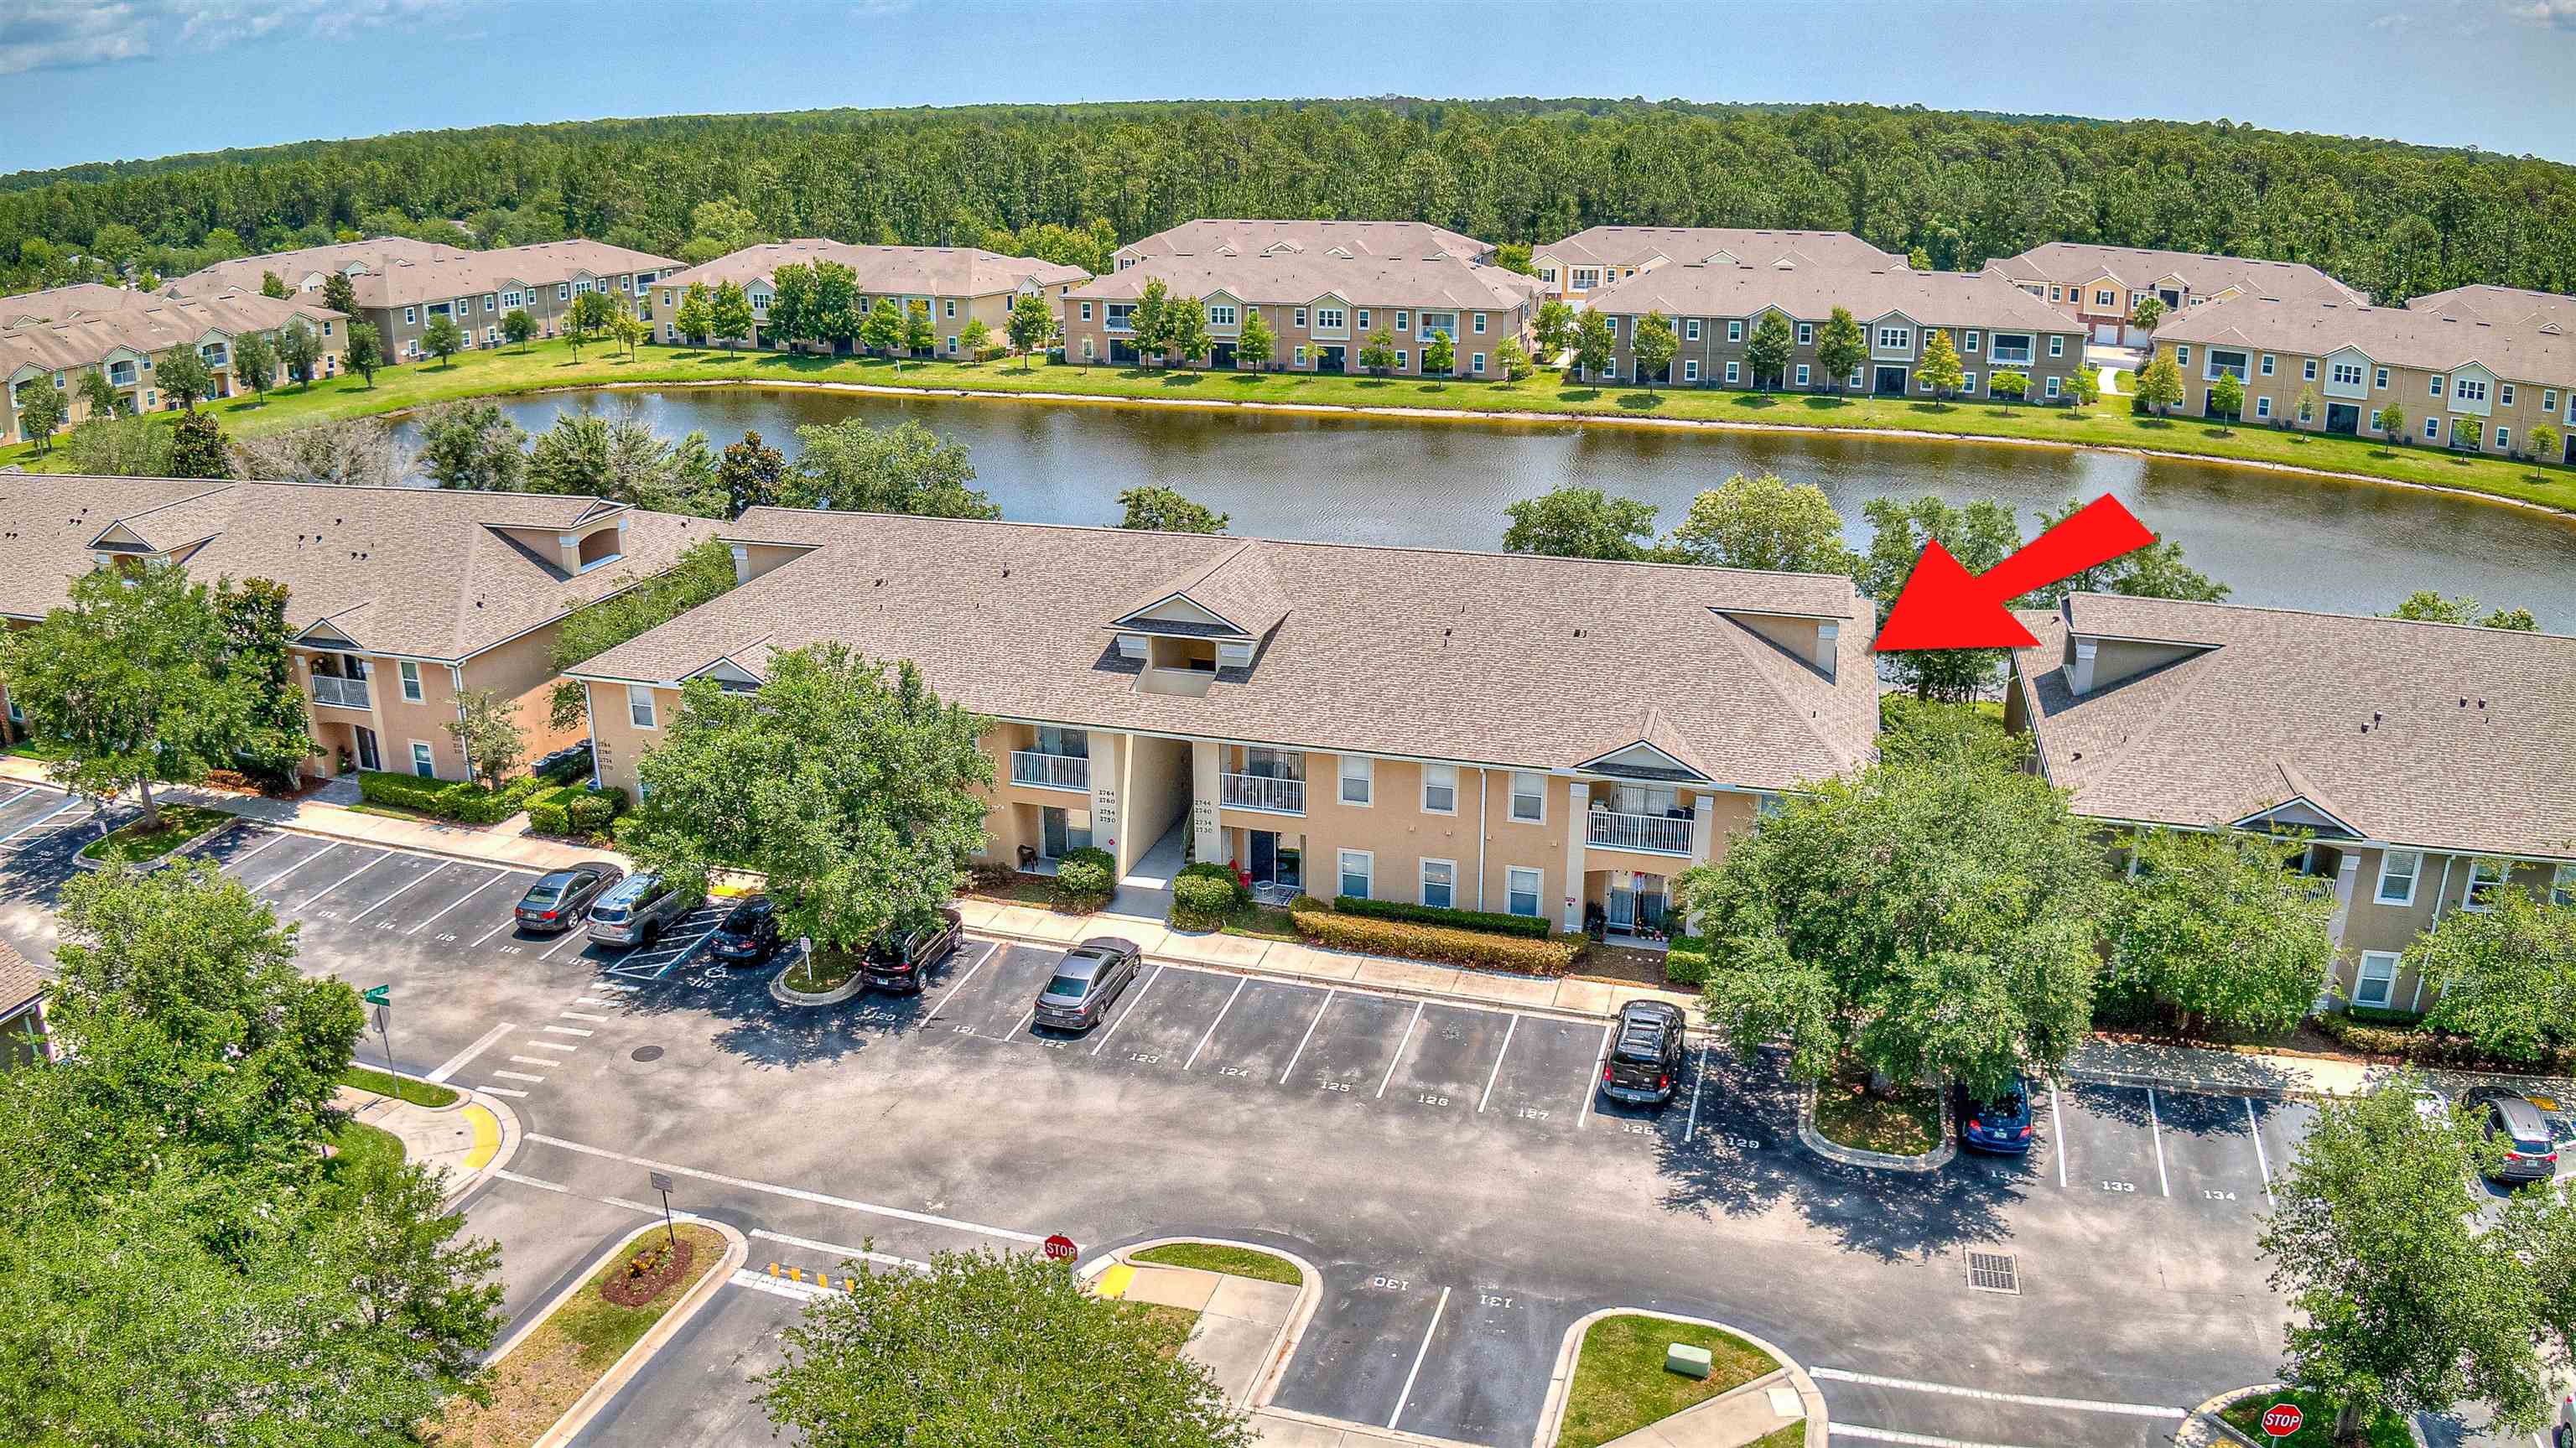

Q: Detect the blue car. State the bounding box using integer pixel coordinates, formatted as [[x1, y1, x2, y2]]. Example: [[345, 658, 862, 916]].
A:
[[1956, 1077, 2036, 1155]]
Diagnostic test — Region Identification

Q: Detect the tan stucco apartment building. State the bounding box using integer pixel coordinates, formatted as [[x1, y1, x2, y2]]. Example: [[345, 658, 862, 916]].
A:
[[1530, 226, 1901, 303], [569, 511, 1877, 943], [2, 284, 346, 444], [2151, 288, 2576, 459], [1065, 220, 1543, 376], [2007, 594, 2576, 1014], [1981, 242, 2364, 346], [1581, 261, 2085, 399], [646, 240, 1090, 356], [0, 475, 717, 783]]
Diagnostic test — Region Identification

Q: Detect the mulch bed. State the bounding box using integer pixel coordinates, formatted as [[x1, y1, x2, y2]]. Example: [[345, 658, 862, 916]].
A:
[[599, 1235, 695, 1307], [1571, 944, 1673, 989]]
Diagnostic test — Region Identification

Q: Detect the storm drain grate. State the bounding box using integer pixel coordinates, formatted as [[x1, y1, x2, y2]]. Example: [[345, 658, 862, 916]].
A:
[[1966, 1251, 2019, 1294]]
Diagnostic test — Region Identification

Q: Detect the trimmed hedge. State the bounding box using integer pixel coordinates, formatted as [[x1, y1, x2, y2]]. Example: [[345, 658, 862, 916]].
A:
[[356, 771, 539, 825], [525, 783, 631, 839], [1664, 935, 1713, 988], [2311, 1009, 2576, 1076], [1331, 894, 1552, 939], [1053, 846, 1115, 906], [1289, 895, 1584, 975], [1171, 862, 1245, 930]]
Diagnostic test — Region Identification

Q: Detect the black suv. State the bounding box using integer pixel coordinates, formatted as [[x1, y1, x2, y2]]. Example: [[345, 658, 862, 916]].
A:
[[861, 908, 964, 994], [1600, 1000, 1688, 1107], [707, 896, 781, 964]]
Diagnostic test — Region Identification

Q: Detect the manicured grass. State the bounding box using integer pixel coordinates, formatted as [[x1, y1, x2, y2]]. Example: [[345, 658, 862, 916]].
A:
[[1810, 1067, 1943, 1157], [1558, 1314, 1779, 1448], [77, 803, 231, 864], [326, 1119, 405, 1177], [1127, 1301, 1201, 1359], [8, 339, 2572, 516], [346, 800, 455, 826], [782, 948, 861, 993], [967, 875, 1061, 906], [2220, 1388, 2412, 1448], [1132, 1242, 1304, 1286], [339, 1064, 460, 1108], [1745, 1425, 1805, 1448], [1219, 901, 1301, 944]]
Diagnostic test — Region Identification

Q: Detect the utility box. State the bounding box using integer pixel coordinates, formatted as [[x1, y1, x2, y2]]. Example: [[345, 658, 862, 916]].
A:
[[1665, 1342, 1713, 1379]]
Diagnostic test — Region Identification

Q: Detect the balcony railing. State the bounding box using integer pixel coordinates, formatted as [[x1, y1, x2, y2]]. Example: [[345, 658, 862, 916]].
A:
[[1988, 350, 2033, 367], [1221, 772, 1306, 815], [310, 675, 371, 710], [1009, 750, 1091, 792], [1587, 809, 1693, 856]]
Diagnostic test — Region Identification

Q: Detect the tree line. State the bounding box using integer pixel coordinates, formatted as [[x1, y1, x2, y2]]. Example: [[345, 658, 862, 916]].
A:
[[6, 99, 2573, 304]]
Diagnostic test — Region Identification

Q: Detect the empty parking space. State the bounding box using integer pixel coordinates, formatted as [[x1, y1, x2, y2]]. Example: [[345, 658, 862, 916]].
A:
[[2058, 1083, 2168, 1199], [1181, 978, 1332, 1083], [1383, 1004, 1514, 1114], [0, 784, 69, 840], [1479, 1014, 1609, 1128], [1272, 1267, 1450, 1430], [297, 849, 436, 924], [2154, 1087, 2272, 1211], [1387, 1282, 1565, 1445], [382, 864, 533, 942], [1282, 991, 1415, 1099], [1087, 964, 1239, 1072], [922, 942, 1056, 1039], [247, 839, 374, 901]]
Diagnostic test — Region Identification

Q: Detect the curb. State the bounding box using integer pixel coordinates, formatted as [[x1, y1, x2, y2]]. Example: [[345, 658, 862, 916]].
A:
[[338, 1067, 524, 1207], [1531, 1307, 1829, 1448], [1795, 1082, 1957, 1172], [515, 1217, 748, 1448], [768, 950, 866, 1009], [2178, 1384, 2282, 1447], [69, 812, 242, 875], [1094, 1235, 1324, 1412]]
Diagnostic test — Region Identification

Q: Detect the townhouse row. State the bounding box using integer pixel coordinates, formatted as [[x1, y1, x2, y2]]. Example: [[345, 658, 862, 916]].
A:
[[644, 239, 1091, 360], [2, 286, 348, 445]]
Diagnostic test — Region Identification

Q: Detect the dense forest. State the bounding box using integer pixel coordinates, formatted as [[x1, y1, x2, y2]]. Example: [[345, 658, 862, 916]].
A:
[[6, 98, 2573, 304]]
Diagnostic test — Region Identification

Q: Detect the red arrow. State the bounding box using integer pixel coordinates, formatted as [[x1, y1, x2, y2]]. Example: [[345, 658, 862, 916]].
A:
[[1872, 495, 2156, 652]]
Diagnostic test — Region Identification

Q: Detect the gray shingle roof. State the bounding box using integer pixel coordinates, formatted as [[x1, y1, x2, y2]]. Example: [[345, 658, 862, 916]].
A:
[[1073, 251, 1542, 313], [574, 510, 1876, 788], [1536, 226, 1900, 272], [1981, 243, 2363, 304], [2009, 594, 2576, 860], [1118, 220, 1491, 264], [1583, 261, 2076, 333], [170, 236, 476, 297], [2157, 292, 2576, 389], [0, 291, 344, 376], [0, 935, 39, 1015], [342, 241, 681, 308], [648, 240, 1089, 299]]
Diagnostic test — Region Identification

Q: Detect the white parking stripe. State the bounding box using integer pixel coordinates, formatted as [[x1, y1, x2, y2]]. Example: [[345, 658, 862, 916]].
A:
[[217, 831, 290, 870], [481, 1087, 528, 1098], [1810, 1367, 2184, 1419], [2147, 1086, 2171, 1196], [470, 912, 525, 949], [509, 1055, 556, 1066], [296, 850, 388, 907], [2050, 1082, 2069, 1189], [749, 1227, 931, 1274], [247, 840, 335, 892], [345, 862, 445, 925], [1184, 977, 1246, 1071], [1387, 1285, 1450, 1430], [408, 872, 511, 936], [1577, 1020, 1614, 1129], [0, 785, 36, 816], [423, 1022, 515, 1083], [542, 1025, 593, 1037], [1005, 1009, 1035, 1039], [527, 1041, 579, 1053], [0, 792, 79, 847], [558, 1010, 610, 1022], [1831, 1425, 2050, 1448], [1685, 1041, 1708, 1135], [491, 1070, 546, 1083], [538, 928, 589, 962], [1090, 964, 1161, 1056], [732, 1270, 830, 1302], [2246, 1097, 2275, 1203], [1279, 989, 1335, 1086], [575, 997, 614, 1006], [1376, 1000, 1424, 1099], [1477, 1015, 1519, 1112], [527, 1133, 1046, 1244]]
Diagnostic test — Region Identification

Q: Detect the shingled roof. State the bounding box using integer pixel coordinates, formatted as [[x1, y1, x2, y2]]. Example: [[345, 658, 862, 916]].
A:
[[1117, 220, 1492, 264], [1981, 243, 2363, 304], [573, 510, 1877, 790], [1536, 226, 1901, 272], [1075, 250, 1542, 314], [1584, 260, 2075, 333], [170, 236, 476, 297], [2009, 594, 2576, 861], [0, 290, 344, 376], [2158, 292, 2576, 389], [649, 240, 1088, 299]]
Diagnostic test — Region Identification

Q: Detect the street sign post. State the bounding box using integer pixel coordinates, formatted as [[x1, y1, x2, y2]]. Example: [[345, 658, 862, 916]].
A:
[[361, 985, 394, 1075], [1042, 1233, 1078, 1263], [2261, 1403, 2303, 1438], [648, 1170, 676, 1247]]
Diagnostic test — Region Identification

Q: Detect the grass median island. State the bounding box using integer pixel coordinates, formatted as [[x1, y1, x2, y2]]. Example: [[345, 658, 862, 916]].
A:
[[427, 1222, 726, 1448], [76, 803, 231, 865], [339, 1063, 460, 1108], [1131, 1242, 1304, 1286], [781, 947, 862, 993], [1558, 1313, 1780, 1448], [2220, 1388, 2412, 1448], [1809, 1064, 1943, 1157]]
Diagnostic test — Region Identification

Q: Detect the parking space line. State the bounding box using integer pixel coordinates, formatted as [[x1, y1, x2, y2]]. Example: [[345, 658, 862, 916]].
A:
[[1685, 1041, 1708, 1135], [2246, 1097, 2274, 1203], [2147, 1086, 2171, 1196], [559, 1010, 610, 1022], [1375, 1000, 1425, 1099], [0, 785, 35, 815], [509, 1055, 556, 1067], [0, 793, 81, 847], [408, 872, 512, 936], [1184, 977, 1246, 1071], [1831, 1425, 2049, 1448], [1809, 1367, 2186, 1419], [219, 832, 291, 869], [1090, 964, 1162, 1056], [1279, 989, 1334, 1085], [482, 1087, 528, 1098], [470, 913, 525, 948], [423, 1022, 515, 1084], [2049, 1082, 2068, 1189], [1005, 1009, 1034, 1040], [527, 1133, 1047, 1244], [1577, 1021, 1613, 1129], [542, 1025, 594, 1037], [345, 862, 446, 925], [492, 1069, 546, 1083], [575, 996, 613, 1006], [748, 1227, 931, 1274], [527, 1041, 579, 1052], [1477, 1015, 1519, 1112], [247, 841, 333, 892], [1387, 1285, 1450, 1430], [296, 850, 388, 907], [538, 929, 589, 962]]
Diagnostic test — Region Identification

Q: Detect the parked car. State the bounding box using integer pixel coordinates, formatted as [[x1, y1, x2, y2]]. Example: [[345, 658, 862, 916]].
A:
[[1031, 937, 1143, 1031], [1598, 1000, 1687, 1107], [2409, 1084, 2452, 1124], [706, 895, 781, 963], [586, 871, 699, 948], [862, 908, 963, 994], [2470, 1089, 2561, 1186], [514, 863, 623, 933], [1955, 1077, 2036, 1155]]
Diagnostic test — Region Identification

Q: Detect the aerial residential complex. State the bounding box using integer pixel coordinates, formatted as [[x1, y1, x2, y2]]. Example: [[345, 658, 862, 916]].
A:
[[1982, 242, 2364, 345], [1530, 226, 1903, 302], [1580, 260, 2085, 397], [569, 511, 1876, 943], [2151, 285, 2576, 459], [1063, 219, 1544, 376], [2007, 594, 2576, 1014], [1, 284, 345, 444], [0, 474, 716, 783], [646, 240, 1090, 356]]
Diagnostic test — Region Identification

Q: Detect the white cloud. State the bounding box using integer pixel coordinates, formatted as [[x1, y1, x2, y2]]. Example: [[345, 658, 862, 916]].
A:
[[0, 0, 462, 76], [2509, 0, 2576, 27], [2368, 10, 2413, 28]]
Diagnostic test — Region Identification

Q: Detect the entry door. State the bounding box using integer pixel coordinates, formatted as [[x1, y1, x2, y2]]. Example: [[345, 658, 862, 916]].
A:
[[1042, 806, 1093, 859], [353, 726, 382, 773], [1874, 366, 1908, 396], [1317, 345, 1347, 374], [2325, 403, 2360, 436], [1605, 880, 1636, 931], [1249, 830, 1277, 884]]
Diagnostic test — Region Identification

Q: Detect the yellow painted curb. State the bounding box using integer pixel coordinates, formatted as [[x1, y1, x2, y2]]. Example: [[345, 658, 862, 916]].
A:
[[461, 1104, 501, 1170], [1094, 1264, 1135, 1300]]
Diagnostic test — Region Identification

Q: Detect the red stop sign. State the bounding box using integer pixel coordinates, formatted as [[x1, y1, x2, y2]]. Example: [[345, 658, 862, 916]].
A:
[[1042, 1234, 1078, 1262], [2261, 1403, 2303, 1438]]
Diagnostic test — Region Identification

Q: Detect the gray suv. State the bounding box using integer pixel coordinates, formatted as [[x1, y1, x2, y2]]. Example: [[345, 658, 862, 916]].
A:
[[2478, 1091, 2563, 1186], [587, 871, 698, 949]]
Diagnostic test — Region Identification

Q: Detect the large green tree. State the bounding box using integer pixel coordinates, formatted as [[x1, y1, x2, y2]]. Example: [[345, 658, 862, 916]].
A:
[[1660, 471, 1854, 574], [1571, 308, 1614, 381], [1853, 495, 2025, 702], [1815, 307, 1866, 393], [344, 318, 382, 385], [1744, 310, 1794, 390], [2406, 890, 2576, 1064], [2109, 829, 2334, 1035], [1502, 485, 1658, 561], [276, 319, 322, 388], [155, 342, 215, 410], [1118, 485, 1228, 533], [546, 536, 741, 729], [2384, 590, 2537, 631], [718, 429, 787, 516], [526, 413, 724, 515], [860, 297, 906, 361], [710, 281, 756, 350], [416, 400, 528, 491], [215, 576, 317, 787], [444, 689, 526, 788], [1628, 311, 1677, 387], [2028, 496, 2231, 604], [1006, 290, 1056, 371], [421, 314, 465, 367], [167, 407, 231, 479], [783, 417, 997, 517]]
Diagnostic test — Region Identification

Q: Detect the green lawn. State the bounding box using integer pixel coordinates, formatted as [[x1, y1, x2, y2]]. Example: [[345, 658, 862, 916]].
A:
[[1131, 1242, 1304, 1286], [1810, 1067, 1944, 1157], [9, 338, 2573, 516], [338, 1064, 460, 1108], [781, 948, 860, 993], [76, 803, 231, 865], [1219, 901, 1302, 944], [1744, 1426, 1805, 1448], [2220, 1388, 2412, 1448], [326, 1119, 405, 1177], [1557, 1314, 1780, 1448]]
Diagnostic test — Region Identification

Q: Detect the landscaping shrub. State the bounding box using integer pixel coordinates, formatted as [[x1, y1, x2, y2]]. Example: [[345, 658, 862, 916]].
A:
[[1052, 845, 1115, 906], [1331, 894, 1551, 939], [356, 770, 538, 824], [524, 782, 628, 839], [1664, 934, 1713, 987], [1288, 895, 1584, 974], [2310, 1009, 2576, 1076], [1171, 862, 1244, 930]]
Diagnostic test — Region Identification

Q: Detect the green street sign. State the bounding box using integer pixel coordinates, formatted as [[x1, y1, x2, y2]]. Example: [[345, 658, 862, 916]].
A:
[[361, 984, 391, 1007]]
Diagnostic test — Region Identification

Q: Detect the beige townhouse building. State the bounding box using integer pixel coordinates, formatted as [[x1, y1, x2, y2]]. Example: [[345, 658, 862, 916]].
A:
[[2007, 594, 2576, 1015], [1982, 243, 2364, 347], [169, 235, 475, 297], [0, 475, 716, 784], [1581, 261, 2085, 400], [1065, 221, 1542, 377], [2, 285, 347, 445], [645, 240, 1090, 356], [2152, 290, 2576, 461], [1530, 226, 1901, 303], [569, 511, 1877, 945]]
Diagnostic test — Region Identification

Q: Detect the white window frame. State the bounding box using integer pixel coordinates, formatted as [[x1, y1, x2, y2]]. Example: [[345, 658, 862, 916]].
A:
[[2376, 366, 2390, 389], [2174, 345, 2189, 366], [2429, 375, 2445, 398], [403, 306, 417, 324], [2463, 859, 2507, 911], [1509, 771, 1545, 823], [2352, 950, 2400, 1009], [1794, 363, 1809, 387], [2372, 849, 2420, 906], [1724, 360, 1739, 384], [1338, 849, 1373, 900], [2254, 396, 2271, 419], [1338, 754, 1374, 807], [2495, 425, 2510, 452], [1420, 763, 1458, 815], [1471, 351, 1485, 375], [408, 740, 437, 779], [2045, 375, 2062, 398], [1964, 330, 1981, 354], [2259, 354, 2274, 376], [1795, 321, 1813, 346], [2500, 383, 2515, 407], [1961, 371, 1978, 395], [2424, 418, 2442, 441], [2049, 335, 2064, 357], [1684, 318, 1701, 341], [1505, 866, 1543, 920], [1394, 349, 1408, 371], [398, 660, 423, 703], [1418, 857, 1457, 911], [627, 684, 658, 730], [1727, 319, 1743, 343]]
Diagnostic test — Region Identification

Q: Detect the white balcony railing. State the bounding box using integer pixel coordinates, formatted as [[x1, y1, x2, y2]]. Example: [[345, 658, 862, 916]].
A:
[[310, 675, 371, 710], [1010, 750, 1091, 791], [1587, 809, 1693, 856], [1221, 772, 1306, 815], [1989, 350, 2033, 367]]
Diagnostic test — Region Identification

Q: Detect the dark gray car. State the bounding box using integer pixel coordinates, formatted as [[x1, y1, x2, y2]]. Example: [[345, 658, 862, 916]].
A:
[[1031, 937, 1142, 1032], [2480, 1092, 2562, 1185]]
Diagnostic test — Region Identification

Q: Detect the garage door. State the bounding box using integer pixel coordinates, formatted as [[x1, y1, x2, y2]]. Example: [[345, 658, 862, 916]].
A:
[[2092, 321, 2124, 345]]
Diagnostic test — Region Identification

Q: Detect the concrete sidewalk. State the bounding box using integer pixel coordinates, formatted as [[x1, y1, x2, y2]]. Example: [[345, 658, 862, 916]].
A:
[[331, 1079, 517, 1205], [1598, 1369, 1806, 1448], [2064, 1034, 2575, 1103]]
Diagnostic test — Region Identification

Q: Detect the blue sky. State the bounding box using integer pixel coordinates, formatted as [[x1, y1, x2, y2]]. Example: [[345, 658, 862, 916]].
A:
[[6, 0, 2575, 176]]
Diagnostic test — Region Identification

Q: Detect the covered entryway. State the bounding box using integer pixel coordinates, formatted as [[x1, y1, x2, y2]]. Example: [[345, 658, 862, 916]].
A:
[[1211, 342, 1237, 369], [1245, 829, 1304, 903], [352, 726, 382, 773], [2325, 402, 2360, 436], [1872, 365, 1909, 396], [1314, 345, 1347, 374]]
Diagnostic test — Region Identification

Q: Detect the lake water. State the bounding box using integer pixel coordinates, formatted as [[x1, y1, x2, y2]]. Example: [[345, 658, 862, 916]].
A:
[[394, 385, 2576, 628]]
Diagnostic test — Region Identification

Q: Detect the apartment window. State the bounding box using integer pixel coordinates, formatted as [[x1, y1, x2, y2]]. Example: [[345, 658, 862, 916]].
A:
[[1421, 763, 1457, 815], [2424, 418, 2442, 441], [2429, 375, 2445, 397], [2094, 288, 2115, 308], [1684, 319, 1701, 342], [2376, 367, 2390, 389], [627, 685, 657, 730], [482, 293, 496, 311], [397, 661, 423, 703], [2371, 849, 2421, 906], [1796, 321, 1813, 346], [1573, 268, 1599, 289], [2049, 285, 2063, 301], [943, 298, 955, 319], [1419, 859, 1457, 910], [2254, 396, 2271, 419], [2545, 390, 2560, 414], [1079, 301, 1093, 323], [2174, 345, 2190, 366], [409, 742, 436, 779], [2456, 377, 2488, 403], [1394, 350, 1409, 371], [2332, 362, 2364, 387], [2500, 383, 2515, 407], [2258, 355, 2274, 376], [1393, 311, 1408, 331], [1471, 352, 1485, 375], [2352, 951, 2400, 1009], [1727, 319, 1743, 343], [404, 306, 417, 324], [1877, 326, 1909, 350], [1472, 313, 1486, 335], [2049, 335, 2064, 358], [1208, 304, 1236, 326], [1849, 366, 1864, 388], [1724, 361, 1739, 384], [1957, 330, 1978, 355], [1961, 372, 1978, 395], [1339, 755, 1373, 806], [2045, 376, 2062, 398], [1505, 866, 1542, 919], [1293, 345, 1306, 366], [1338, 849, 1373, 900], [2496, 426, 2511, 452], [2464, 859, 2506, 911], [1294, 308, 1311, 329], [1794, 363, 1809, 387], [1682, 360, 1698, 382], [1509, 771, 1545, 823], [1538, 266, 1558, 284], [1355, 309, 1370, 331], [2555, 864, 2575, 907], [1605, 316, 1618, 337]]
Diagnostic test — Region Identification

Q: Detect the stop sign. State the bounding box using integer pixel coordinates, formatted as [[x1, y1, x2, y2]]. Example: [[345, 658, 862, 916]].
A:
[[1042, 1233, 1078, 1262], [2261, 1403, 2303, 1438]]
